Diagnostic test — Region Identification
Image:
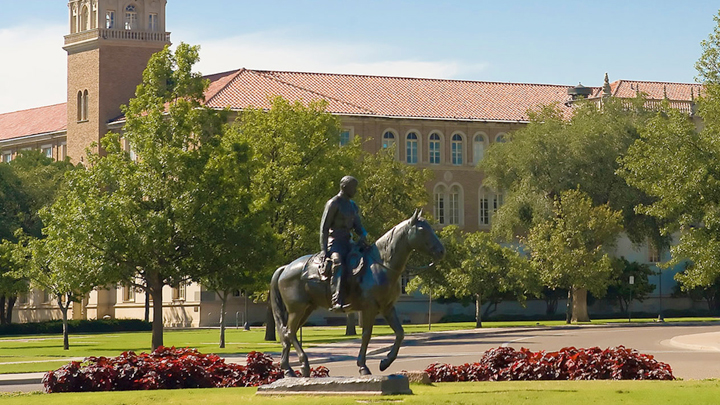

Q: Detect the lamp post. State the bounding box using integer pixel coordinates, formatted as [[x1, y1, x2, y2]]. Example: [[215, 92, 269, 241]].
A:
[[243, 291, 250, 331], [628, 276, 634, 323]]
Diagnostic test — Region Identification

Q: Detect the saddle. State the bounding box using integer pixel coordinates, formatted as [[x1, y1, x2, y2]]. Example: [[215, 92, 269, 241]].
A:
[[302, 244, 367, 281]]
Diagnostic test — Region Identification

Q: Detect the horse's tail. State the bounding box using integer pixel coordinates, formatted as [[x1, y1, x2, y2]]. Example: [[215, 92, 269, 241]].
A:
[[270, 266, 288, 338]]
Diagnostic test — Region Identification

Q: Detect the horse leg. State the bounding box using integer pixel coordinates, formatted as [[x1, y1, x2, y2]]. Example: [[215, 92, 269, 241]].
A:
[[287, 308, 311, 377], [379, 306, 404, 372], [357, 309, 377, 375], [279, 323, 294, 377]]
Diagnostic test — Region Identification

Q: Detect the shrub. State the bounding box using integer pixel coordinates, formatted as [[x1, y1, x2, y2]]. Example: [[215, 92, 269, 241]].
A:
[[425, 346, 674, 382], [43, 347, 330, 393]]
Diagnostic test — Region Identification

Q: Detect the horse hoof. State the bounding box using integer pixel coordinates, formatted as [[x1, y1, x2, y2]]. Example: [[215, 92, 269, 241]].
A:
[[359, 366, 372, 376], [301, 367, 310, 378], [285, 370, 298, 378], [379, 358, 392, 372]]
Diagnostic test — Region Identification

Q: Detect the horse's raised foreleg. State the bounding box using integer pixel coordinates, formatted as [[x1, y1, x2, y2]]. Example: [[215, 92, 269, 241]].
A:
[[379, 306, 404, 372], [287, 309, 311, 377], [357, 309, 377, 375]]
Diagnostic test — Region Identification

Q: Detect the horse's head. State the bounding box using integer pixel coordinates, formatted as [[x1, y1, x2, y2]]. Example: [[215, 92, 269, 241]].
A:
[[406, 209, 445, 261]]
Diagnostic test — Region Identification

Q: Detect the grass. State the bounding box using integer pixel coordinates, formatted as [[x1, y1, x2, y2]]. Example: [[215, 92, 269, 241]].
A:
[[0, 317, 716, 374], [1, 380, 720, 404]]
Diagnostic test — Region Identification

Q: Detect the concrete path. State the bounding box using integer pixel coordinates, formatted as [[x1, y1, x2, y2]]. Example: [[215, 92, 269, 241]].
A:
[[2, 323, 719, 392]]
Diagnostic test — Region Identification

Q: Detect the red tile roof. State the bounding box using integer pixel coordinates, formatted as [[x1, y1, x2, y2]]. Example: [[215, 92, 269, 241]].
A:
[[592, 80, 703, 101], [0, 103, 67, 142], [204, 69, 576, 122]]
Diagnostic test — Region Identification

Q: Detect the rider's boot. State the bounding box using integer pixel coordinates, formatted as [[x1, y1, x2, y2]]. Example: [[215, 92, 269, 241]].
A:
[[330, 262, 350, 312]]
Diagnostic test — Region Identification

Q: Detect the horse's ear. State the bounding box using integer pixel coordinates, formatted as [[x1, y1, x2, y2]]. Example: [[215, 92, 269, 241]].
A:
[[410, 209, 419, 225], [418, 208, 424, 219]]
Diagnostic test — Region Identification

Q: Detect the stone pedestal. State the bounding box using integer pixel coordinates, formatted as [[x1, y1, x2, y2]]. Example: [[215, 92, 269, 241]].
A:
[[256, 374, 412, 396]]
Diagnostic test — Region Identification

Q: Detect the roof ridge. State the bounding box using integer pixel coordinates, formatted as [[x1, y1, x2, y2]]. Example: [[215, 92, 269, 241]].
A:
[[619, 79, 702, 86], [249, 69, 574, 89], [205, 68, 246, 106], [0, 102, 65, 117], [250, 70, 376, 114]]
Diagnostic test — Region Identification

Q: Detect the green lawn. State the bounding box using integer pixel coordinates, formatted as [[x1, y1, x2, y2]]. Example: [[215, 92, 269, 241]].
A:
[[0, 318, 716, 374], [1, 380, 720, 405]]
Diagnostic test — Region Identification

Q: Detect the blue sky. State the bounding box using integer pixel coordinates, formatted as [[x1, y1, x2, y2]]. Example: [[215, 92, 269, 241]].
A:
[[1, 1, 719, 114]]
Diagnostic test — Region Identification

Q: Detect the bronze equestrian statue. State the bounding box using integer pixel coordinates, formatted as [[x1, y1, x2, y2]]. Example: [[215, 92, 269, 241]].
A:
[[270, 178, 445, 377]]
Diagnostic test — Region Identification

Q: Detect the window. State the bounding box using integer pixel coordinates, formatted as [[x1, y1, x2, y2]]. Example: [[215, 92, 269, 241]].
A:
[[406, 132, 418, 164], [495, 133, 507, 143], [81, 5, 90, 31], [17, 293, 27, 305], [2, 152, 12, 163], [473, 134, 486, 165], [173, 283, 187, 300], [91, 1, 98, 29], [77, 91, 83, 121], [339, 130, 351, 146], [382, 131, 396, 150], [106, 10, 115, 29], [83, 90, 89, 121], [71, 5, 78, 33], [451, 134, 464, 165], [449, 185, 461, 225], [43, 290, 52, 304], [429, 133, 441, 164], [648, 242, 660, 263], [125, 5, 138, 30], [434, 184, 446, 225], [401, 274, 413, 295], [479, 187, 503, 226], [149, 13, 159, 31], [123, 285, 135, 302], [41, 145, 53, 159]]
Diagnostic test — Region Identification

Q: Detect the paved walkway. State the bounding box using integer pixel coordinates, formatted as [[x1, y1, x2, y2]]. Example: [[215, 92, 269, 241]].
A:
[[2, 323, 719, 392]]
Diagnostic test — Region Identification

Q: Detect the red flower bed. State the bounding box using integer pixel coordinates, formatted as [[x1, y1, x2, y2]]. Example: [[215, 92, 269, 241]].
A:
[[425, 346, 674, 382], [43, 347, 330, 393]]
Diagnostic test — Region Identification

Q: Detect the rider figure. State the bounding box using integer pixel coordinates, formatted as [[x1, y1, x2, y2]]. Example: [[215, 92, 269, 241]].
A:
[[320, 176, 368, 312]]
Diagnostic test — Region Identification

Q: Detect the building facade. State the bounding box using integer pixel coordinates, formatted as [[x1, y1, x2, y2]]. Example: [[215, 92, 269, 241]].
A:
[[0, 0, 708, 326]]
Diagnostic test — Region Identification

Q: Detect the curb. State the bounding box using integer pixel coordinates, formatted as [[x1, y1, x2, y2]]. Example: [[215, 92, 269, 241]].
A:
[[0, 373, 45, 386]]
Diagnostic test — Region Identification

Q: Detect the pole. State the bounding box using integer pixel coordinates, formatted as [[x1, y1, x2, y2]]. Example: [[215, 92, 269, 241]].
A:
[[628, 276, 634, 323], [236, 311, 239, 329], [243, 292, 250, 331], [428, 285, 432, 331], [658, 267, 664, 322]]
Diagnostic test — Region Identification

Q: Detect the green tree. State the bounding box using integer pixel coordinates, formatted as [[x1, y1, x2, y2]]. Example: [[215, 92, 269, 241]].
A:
[[0, 151, 73, 324], [525, 189, 623, 323], [409, 226, 538, 328], [191, 136, 276, 348], [43, 44, 236, 350], [605, 257, 656, 315]]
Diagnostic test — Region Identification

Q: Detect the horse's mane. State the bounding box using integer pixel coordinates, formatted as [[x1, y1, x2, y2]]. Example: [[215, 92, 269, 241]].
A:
[[374, 217, 425, 263]]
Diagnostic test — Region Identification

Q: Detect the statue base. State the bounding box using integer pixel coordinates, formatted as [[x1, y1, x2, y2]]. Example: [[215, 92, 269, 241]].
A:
[[256, 374, 413, 396]]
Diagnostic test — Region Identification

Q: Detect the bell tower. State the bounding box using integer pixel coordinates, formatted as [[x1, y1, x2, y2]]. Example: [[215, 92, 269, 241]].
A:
[[63, 0, 170, 162]]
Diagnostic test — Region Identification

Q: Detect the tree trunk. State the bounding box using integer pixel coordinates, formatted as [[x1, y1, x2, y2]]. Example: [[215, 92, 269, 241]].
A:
[[345, 312, 357, 336], [571, 287, 591, 323], [475, 294, 483, 328], [148, 276, 164, 351], [219, 291, 228, 348], [565, 289, 573, 324], [0, 295, 6, 325], [5, 296, 15, 324], [59, 295, 70, 350], [144, 288, 150, 323], [264, 298, 276, 341]]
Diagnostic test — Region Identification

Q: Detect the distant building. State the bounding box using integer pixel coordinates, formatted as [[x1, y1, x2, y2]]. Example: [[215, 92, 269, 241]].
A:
[[0, 0, 706, 326]]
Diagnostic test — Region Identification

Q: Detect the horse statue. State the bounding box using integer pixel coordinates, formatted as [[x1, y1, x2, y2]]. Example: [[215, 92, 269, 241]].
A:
[[270, 209, 445, 377]]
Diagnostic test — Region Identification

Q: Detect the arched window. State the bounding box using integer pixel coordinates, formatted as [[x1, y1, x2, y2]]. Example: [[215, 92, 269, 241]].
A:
[[406, 132, 418, 164], [451, 134, 464, 165], [71, 5, 78, 33], [495, 133, 507, 143], [81, 5, 90, 31], [434, 184, 446, 225], [448, 185, 462, 225], [125, 5, 138, 30], [382, 131, 396, 150], [473, 134, 486, 165], [77, 91, 83, 121], [91, 1, 98, 29], [429, 133, 441, 164], [479, 187, 503, 226], [83, 90, 89, 121]]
